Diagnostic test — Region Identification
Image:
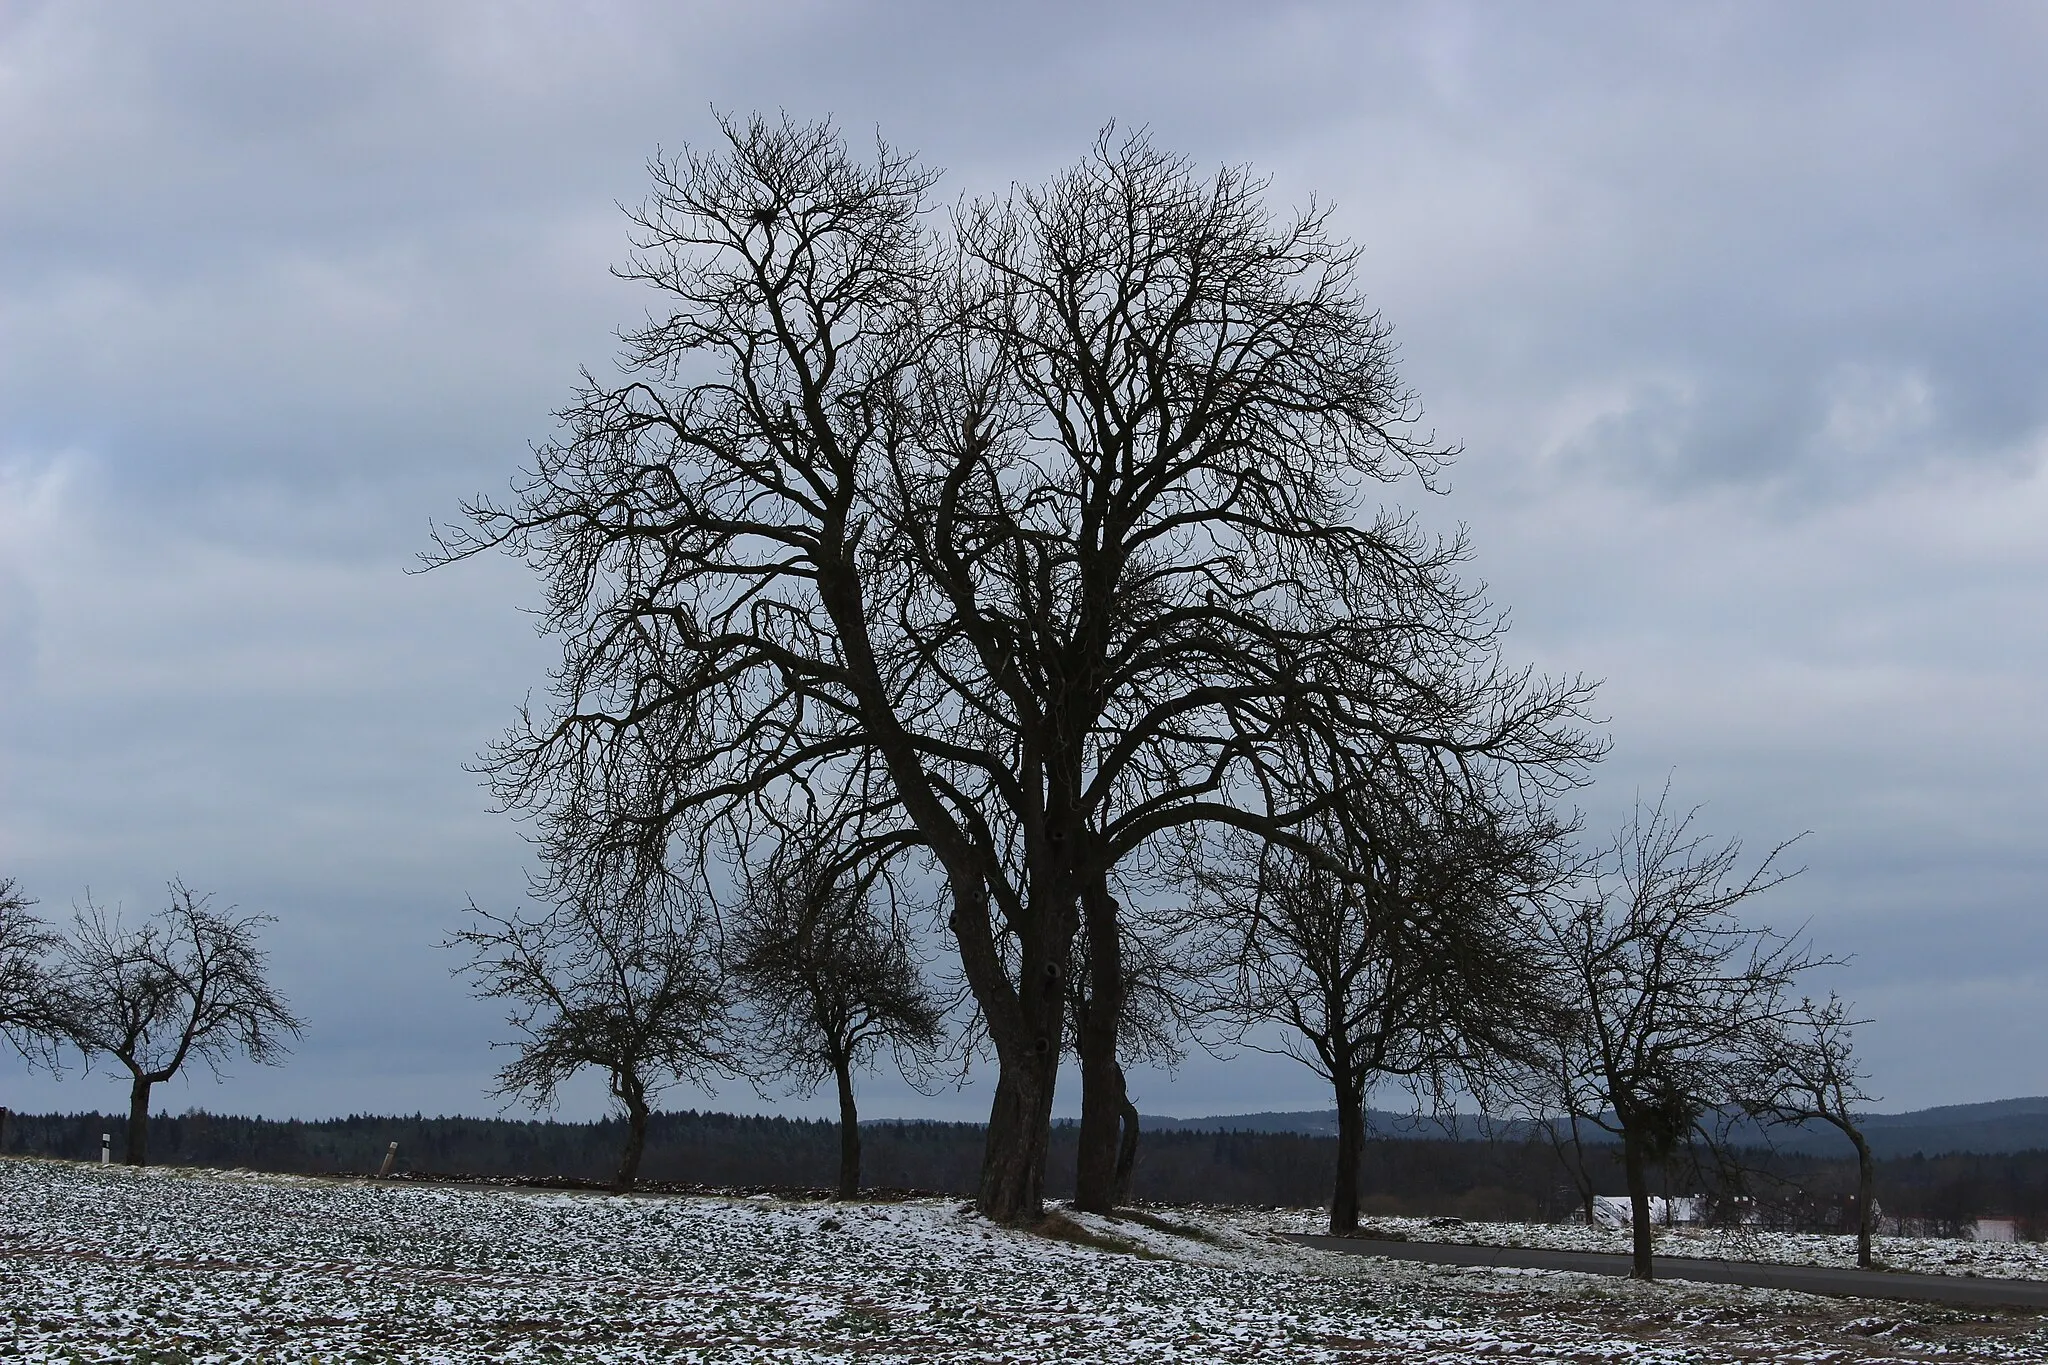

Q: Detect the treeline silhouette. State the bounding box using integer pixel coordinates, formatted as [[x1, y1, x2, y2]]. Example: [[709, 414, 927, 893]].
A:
[[6, 1106, 2045, 1232]]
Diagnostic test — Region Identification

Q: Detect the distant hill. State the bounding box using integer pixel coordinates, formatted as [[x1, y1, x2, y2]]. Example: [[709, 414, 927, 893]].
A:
[[1143, 1097, 2048, 1157], [1139, 1109, 1498, 1141], [1792, 1097, 2048, 1158]]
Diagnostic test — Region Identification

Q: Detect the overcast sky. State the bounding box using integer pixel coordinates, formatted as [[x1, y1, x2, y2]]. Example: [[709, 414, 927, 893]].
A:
[[3, 1, 2044, 1126]]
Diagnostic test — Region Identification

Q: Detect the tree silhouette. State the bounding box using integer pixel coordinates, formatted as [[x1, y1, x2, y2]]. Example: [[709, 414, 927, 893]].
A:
[[431, 114, 1596, 1221], [1205, 774, 1566, 1234], [729, 833, 945, 1197], [449, 874, 728, 1190], [1743, 993, 1879, 1267], [0, 879, 66, 1072], [1536, 793, 1822, 1278], [58, 881, 301, 1166]]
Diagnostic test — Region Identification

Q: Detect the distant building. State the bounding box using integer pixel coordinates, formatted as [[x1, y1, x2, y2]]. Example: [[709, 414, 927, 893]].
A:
[[1588, 1195, 1703, 1228]]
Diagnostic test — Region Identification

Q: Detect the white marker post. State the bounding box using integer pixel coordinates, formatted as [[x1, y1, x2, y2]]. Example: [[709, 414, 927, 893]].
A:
[[378, 1141, 398, 1178], [100, 1134, 111, 1165]]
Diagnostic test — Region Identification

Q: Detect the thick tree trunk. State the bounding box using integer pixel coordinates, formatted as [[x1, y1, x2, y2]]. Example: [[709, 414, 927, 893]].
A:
[[126, 1076, 152, 1167], [1072, 886, 1127, 1214], [1073, 1024, 1125, 1211], [1330, 1081, 1365, 1235], [614, 1090, 649, 1191], [1851, 1129, 1876, 1269], [1111, 1078, 1140, 1208], [949, 875, 1072, 1223], [825, 566, 1061, 1223], [835, 1059, 861, 1200], [1622, 1129, 1655, 1279], [979, 1052, 1059, 1221]]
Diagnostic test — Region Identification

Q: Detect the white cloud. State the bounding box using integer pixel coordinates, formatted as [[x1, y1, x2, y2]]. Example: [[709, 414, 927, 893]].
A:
[[4, 0, 2045, 1119]]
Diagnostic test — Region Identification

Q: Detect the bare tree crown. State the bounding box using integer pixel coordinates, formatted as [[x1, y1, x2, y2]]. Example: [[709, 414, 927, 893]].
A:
[[427, 113, 1601, 1220], [447, 880, 729, 1114], [0, 879, 67, 1069], [60, 880, 302, 1085], [729, 832, 945, 1094]]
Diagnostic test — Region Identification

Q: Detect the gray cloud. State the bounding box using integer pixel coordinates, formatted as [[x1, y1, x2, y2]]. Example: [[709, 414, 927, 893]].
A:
[[3, 0, 2044, 1123]]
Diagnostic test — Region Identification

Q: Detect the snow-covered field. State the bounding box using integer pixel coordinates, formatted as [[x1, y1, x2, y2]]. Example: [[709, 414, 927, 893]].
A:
[[5, 1159, 2047, 1363], [1279, 1211, 2048, 1283]]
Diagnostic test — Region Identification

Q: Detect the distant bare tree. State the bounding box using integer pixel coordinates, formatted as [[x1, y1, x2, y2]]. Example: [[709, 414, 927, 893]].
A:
[[1, 880, 67, 1071], [1536, 793, 1822, 1279], [1, 880, 61, 1066], [729, 835, 946, 1198], [58, 881, 302, 1166], [1742, 993, 1879, 1267], [1207, 778, 1569, 1235], [449, 873, 728, 1189]]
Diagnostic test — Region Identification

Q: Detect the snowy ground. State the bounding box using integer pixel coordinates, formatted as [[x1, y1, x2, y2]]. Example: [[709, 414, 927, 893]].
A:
[[5, 1159, 2048, 1363], [1265, 1210, 2048, 1283]]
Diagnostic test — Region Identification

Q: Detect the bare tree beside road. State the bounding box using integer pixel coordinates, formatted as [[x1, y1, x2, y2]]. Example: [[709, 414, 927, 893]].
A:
[[1742, 993, 1880, 1267], [1535, 793, 1824, 1279]]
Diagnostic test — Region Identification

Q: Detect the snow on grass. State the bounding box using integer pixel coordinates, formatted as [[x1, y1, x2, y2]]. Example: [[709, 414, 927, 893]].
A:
[[1257, 1209, 2048, 1283], [3, 1158, 2046, 1362]]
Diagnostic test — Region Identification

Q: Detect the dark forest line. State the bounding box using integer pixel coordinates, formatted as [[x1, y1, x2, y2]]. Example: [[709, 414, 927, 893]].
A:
[[7, 1106, 2048, 1232]]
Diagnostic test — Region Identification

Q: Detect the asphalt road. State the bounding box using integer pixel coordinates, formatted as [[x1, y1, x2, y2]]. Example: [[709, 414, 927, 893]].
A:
[[1284, 1234, 2048, 1312]]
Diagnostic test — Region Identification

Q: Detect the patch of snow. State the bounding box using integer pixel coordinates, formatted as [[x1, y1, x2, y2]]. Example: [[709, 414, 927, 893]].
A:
[[0, 1159, 2043, 1362]]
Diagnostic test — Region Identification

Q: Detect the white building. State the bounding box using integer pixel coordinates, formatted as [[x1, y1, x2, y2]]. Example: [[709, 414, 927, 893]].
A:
[[1588, 1195, 1703, 1228]]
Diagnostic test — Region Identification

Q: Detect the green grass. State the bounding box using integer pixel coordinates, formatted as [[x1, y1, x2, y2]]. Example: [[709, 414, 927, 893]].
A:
[[1030, 1211, 1170, 1260]]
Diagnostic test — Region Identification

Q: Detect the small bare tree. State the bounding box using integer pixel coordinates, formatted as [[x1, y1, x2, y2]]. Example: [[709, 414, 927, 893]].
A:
[[449, 875, 729, 1189], [1207, 784, 1567, 1236], [1537, 792, 1822, 1279], [57, 881, 302, 1166], [1, 879, 67, 1071], [1743, 993, 1879, 1267], [729, 838, 945, 1199]]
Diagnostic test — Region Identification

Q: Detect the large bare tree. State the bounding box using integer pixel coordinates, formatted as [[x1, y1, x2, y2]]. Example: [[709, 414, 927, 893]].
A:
[[919, 133, 1595, 1212], [58, 881, 302, 1166], [729, 832, 946, 1198], [1536, 794, 1822, 1278], [432, 115, 1596, 1222], [448, 872, 728, 1190]]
